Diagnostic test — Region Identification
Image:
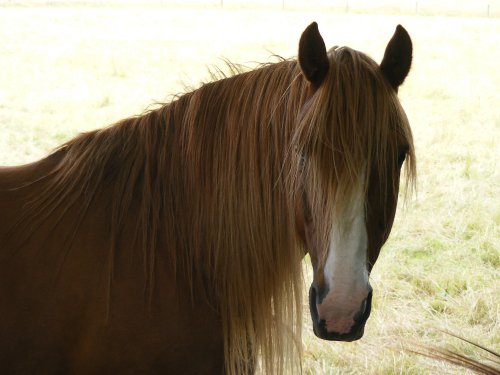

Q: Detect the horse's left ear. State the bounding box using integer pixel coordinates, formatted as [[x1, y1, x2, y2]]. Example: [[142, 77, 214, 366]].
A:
[[380, 25, 412, 90], [299, 22, 329, 87]]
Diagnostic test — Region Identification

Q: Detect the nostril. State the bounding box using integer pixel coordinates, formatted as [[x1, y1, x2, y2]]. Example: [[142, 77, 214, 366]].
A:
[[309, 284, 319, 323], [314, 283, 329, 305], [309, 283, 329, 325], [354, 299, 367, 322], [354, 289, 373, 323]]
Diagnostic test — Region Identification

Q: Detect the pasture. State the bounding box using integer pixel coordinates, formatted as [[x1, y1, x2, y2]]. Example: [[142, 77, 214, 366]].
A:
[[0, 4, 498, 374]]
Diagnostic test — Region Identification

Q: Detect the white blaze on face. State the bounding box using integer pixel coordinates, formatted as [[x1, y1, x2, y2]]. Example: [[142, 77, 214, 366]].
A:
[[316, 176, 370, 334]]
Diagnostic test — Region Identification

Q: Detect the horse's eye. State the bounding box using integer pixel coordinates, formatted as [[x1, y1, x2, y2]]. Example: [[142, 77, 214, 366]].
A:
[[398, 151, 406, 167], [398, 148, 408, 168], [397, 146, 408, 167]]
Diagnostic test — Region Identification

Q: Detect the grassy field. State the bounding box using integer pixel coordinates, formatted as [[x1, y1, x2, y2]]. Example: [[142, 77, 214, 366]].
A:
[[0, 5, 499, 374]]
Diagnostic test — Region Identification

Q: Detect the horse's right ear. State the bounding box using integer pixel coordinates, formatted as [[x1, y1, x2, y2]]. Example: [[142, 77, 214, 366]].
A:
[[299, 22, 329, 87]]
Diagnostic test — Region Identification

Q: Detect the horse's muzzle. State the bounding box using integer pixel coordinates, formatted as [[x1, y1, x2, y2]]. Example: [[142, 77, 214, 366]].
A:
[[309, 284, 373, 342]]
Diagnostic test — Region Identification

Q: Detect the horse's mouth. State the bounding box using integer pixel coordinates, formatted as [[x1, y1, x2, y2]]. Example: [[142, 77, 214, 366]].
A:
[[309, 285, 372, 342]]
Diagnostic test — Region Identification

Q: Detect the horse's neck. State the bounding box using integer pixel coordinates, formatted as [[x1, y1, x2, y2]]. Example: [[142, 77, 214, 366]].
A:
[[0, 150, 65, 190]]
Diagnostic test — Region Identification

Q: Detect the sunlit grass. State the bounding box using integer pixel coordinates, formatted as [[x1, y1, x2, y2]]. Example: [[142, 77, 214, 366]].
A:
[[0, 5, 498, 374]]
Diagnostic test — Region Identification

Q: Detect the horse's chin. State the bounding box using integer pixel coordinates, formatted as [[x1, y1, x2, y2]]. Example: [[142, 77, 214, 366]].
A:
[[309, 286, 372, 342], [312, 321, 366, 342]]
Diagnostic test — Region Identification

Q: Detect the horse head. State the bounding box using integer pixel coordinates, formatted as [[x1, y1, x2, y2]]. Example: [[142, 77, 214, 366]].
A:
[[295, 23, 415, 341]]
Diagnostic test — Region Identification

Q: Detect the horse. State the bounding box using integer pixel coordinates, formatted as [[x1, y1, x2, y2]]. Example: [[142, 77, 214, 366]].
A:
[[0, 22, 415, 374]]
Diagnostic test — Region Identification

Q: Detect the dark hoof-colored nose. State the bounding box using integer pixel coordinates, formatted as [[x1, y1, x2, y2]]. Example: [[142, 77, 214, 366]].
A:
[[309, 285, 373, 342]]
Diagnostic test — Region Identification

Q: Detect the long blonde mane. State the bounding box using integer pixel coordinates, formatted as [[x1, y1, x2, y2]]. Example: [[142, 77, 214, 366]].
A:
[[10, 47, 415, 374]]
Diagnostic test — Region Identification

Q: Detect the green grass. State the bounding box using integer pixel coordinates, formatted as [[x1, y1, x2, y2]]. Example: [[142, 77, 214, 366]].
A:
[[0, 5, 499, 374]]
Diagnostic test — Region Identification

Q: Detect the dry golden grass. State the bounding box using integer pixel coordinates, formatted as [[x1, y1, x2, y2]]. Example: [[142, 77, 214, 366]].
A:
[[0, 5, 498, 374]]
